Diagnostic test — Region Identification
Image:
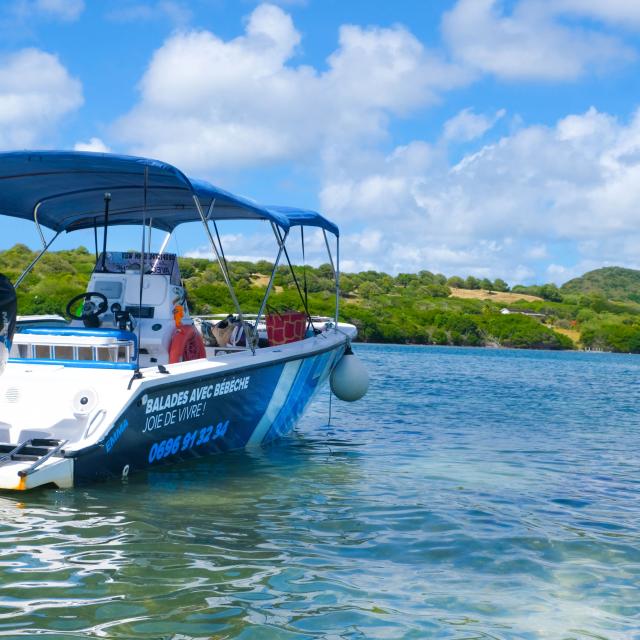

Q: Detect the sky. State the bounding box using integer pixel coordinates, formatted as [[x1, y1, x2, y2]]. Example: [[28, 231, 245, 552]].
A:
[[2, 0, 640, 284]]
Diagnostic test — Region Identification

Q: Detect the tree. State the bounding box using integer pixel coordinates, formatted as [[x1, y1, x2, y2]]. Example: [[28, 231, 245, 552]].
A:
[[464, 276, 480, 290], [539, 284, 563, 302], [432, 328, 448, 345], [425, 284, 451, 298], [447, 276, 465, 288], [396, 273, 417, 287], [480, 278, 493, 291], [493, 278, 509, 292]]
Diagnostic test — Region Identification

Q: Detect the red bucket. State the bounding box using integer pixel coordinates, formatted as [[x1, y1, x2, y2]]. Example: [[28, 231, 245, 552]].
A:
[[266, 310, 307, 345]]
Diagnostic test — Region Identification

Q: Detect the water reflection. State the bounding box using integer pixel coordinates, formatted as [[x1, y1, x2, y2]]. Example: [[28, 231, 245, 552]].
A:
[[0, 434, 366, 638], [0, 346, 638, 638]]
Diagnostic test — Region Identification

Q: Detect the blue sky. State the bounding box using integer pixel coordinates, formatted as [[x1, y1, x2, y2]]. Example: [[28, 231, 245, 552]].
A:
[[2, 0, 640, 284]]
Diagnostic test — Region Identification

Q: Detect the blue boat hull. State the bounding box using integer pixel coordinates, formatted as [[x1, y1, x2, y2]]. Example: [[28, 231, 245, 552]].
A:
[[71, 345, 343, 485]]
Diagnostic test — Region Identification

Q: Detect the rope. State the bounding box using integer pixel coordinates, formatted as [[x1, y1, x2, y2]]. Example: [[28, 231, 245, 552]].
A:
[[301, 227, 310, 332], [135, 167, 148, 374], [213, 220, 230, 277], [276, 227, 314, 328]]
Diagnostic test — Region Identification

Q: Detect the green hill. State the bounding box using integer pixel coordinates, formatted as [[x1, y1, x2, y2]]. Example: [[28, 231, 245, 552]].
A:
[[561, 267, 640, 303], [8, 243, 640, 352]]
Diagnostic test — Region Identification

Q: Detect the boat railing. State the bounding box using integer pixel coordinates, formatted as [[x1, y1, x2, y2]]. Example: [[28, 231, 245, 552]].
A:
[[206, 345, 253, 357], [195, 313, 334, 324], [9, 327, 138, 370]]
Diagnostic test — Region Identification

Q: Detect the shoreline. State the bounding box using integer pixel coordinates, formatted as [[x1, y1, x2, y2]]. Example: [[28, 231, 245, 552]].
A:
[[351, 340, 630, 355]]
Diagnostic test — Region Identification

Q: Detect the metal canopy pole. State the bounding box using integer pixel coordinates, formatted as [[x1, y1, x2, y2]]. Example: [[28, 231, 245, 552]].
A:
[[135, 167, 149, 374], [322, 229, 337, 276], [14, 232, 60, 289], [205, 199, 216, 220], [335, 236, 340, 326], [321, 229, 340, 328], [93, 218, 99, 263], [152, 231, 172, 273], [274, 225, 315, 330], [254, 222, 289, 336], [158, 232, 171, 255], [33, 202, 46, 247], [147, 217, 153, 257], [14, 201, 61, 289], [193, 195, 255, 355], [100, 193, 111, 271]]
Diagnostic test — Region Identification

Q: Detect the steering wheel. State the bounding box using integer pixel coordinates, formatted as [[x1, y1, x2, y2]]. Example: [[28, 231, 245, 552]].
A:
[[66, 292, 109, 327]]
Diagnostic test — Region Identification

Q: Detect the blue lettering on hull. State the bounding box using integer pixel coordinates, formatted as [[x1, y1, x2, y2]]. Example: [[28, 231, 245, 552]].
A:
[[71, 345, 343, 486]]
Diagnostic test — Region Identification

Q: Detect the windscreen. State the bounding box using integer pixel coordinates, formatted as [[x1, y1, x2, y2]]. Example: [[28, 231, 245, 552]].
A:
[[94, 252, 181, 285]]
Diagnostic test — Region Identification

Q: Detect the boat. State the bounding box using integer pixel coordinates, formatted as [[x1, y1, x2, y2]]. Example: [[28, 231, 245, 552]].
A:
[[0, 151, 367, 490]]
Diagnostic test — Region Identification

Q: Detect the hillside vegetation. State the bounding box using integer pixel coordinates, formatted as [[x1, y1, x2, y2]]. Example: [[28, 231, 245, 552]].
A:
[[561, 267, 640, 303], [4, 244, 640, 352]]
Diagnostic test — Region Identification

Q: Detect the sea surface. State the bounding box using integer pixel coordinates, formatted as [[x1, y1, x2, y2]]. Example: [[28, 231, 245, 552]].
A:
[[0, 344, 639, 639]]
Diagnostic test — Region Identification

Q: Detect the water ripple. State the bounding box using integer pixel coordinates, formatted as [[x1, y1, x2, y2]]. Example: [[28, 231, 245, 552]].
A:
[[0, 345, 639, 638]]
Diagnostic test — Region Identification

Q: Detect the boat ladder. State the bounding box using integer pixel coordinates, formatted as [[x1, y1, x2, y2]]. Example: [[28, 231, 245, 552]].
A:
[[0, 438, 68, 478]]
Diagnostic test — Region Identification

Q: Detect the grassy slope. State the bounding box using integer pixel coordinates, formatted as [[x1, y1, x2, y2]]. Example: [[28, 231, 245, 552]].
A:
[[449, 288, 543, 304]]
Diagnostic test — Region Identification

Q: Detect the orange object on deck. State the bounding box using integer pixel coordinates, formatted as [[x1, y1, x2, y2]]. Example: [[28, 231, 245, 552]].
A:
[[169, 324, 206, 363], [173, 303, 185, 327]]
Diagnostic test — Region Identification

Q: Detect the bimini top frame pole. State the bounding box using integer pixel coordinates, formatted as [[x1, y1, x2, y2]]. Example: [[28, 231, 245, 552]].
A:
[[322, 229, 340, 326], [33, 201, 46, 247], [14, 232, 60, 289], [193, 195, 256, 355], [254, 223, 290, 340], [264, 206, 340, 327], [151, 231, 172, 274], [14, 202, 60, 289]]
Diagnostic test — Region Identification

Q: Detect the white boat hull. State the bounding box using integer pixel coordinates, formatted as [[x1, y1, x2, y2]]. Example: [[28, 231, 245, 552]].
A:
[[0, 327, 354, 490]]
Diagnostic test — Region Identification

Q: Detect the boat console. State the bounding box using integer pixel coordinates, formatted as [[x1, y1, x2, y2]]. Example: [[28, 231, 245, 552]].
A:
[[11, 252, 196, 369]]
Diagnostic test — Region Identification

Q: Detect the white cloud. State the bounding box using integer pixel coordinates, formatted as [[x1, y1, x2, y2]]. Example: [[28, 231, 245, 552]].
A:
[[0, 48, 83, 148], [104, 2, 640, 283], [185, 232, 279, 263], [257, 0, 308, 6], [552, 0, 640, 29], [443, 107, 506, 142], [114, 3, 468, 172], [526, 244, 548, 259], [107, 1, 191, 26], [442, 0, 634, 81], [73, 137, 110, 153], [320, 107, 640, 282], [186, 226, 341, 270], [13, 0, 85, 21]]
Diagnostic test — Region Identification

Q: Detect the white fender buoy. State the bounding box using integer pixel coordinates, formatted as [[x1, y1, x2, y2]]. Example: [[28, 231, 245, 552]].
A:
[[330, 346, 369, 402]]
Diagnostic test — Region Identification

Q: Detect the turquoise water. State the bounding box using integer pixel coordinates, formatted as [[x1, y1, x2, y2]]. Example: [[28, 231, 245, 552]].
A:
[[1, 344, 639, 639]]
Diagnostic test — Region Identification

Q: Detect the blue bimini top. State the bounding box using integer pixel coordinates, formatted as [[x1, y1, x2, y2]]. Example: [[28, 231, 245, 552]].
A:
[[0, 151, 291, 233], [265, 205, 339, 237]]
